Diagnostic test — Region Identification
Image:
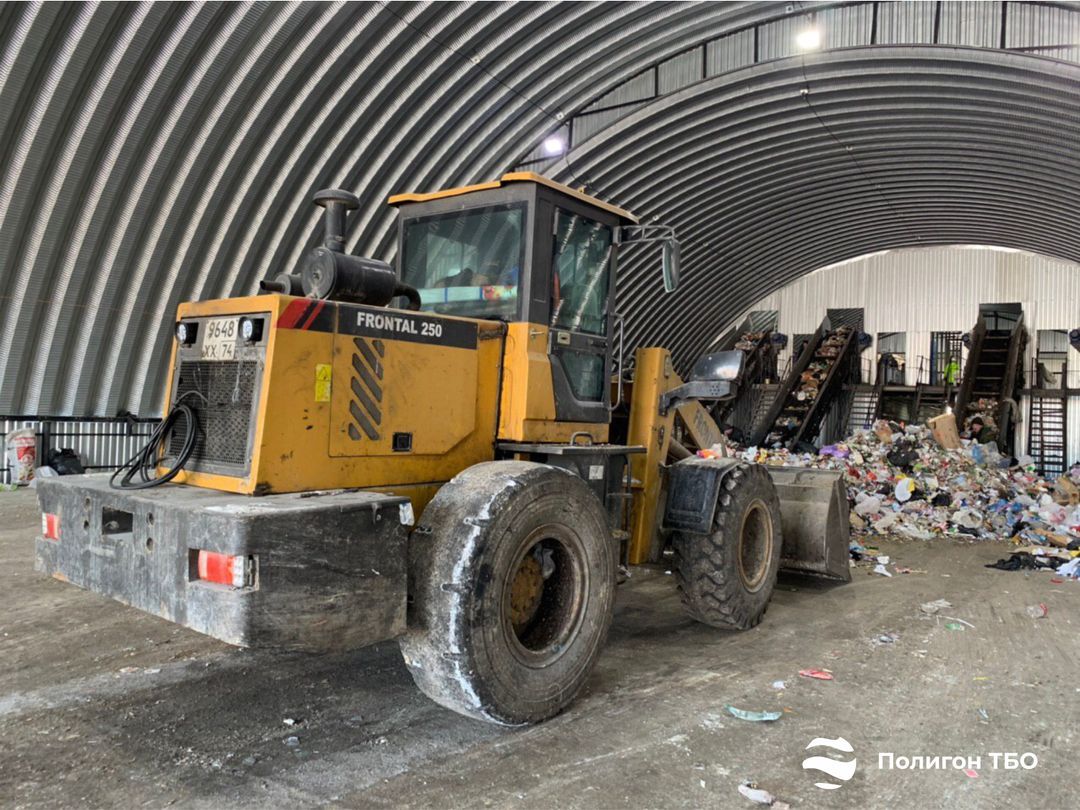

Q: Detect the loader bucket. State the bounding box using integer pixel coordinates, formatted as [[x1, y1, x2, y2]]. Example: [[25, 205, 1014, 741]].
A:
[[766, 467, 851, 581]]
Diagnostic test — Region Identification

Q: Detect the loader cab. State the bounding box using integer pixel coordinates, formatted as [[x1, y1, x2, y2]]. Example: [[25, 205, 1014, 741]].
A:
[[390, 173, 639, 433]]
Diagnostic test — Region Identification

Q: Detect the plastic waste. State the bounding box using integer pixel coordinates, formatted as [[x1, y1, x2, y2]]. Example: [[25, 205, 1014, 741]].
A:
[[920, 599, 952, 615], [738, 782, 778, 806], [894, 477, 915, 503], [798, 669, 834, 681], [1025, 603, 1048, 619], [726, 706, 782, 722], [854, 497, 882, 517]]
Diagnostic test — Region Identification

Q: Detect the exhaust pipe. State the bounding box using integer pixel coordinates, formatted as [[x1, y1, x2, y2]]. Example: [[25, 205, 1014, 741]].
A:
[[298, 188, 421, 310], [259, 272, 303, 295]]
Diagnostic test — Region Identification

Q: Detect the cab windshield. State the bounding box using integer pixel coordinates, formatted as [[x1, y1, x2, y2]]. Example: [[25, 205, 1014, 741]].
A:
[[401, 204, 524, 320]]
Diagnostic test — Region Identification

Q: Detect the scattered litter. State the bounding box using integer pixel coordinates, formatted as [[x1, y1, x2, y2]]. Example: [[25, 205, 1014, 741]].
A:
[[873, 563, 892, 577], [798, 669, 834, 681], [1050, 577, 1065, 584], [1057, 558, 1080, 579], [284, 736, 300, 747], [283, 718, 297, 727], [1025, 603, 1049, 619], [873, 632, 900, 645], [943, 616, 975, 629], [771, 680, 786, 690], [738, 781, 790, 808], [977, 708, 989, 723], [920, 599, 952, 615], [118, 666, 140, 674], [944, 622, 966, 631], [964, 769, 979, 778], [726, 705, 783, 722]]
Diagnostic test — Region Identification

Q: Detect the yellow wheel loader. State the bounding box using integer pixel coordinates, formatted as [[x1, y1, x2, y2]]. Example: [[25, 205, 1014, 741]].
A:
[[36, 173, 849, 725]]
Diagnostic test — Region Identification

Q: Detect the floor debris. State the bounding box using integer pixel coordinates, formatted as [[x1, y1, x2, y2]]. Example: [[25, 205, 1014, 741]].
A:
[[726, 706, 783, 722], [798, 669, 834, 681], [1025, 603, 1049, 619]]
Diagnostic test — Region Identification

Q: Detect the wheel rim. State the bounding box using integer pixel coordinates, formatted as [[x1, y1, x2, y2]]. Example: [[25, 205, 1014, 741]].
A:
[[502, 524, 588, 667], [737, 499, 773, 593]]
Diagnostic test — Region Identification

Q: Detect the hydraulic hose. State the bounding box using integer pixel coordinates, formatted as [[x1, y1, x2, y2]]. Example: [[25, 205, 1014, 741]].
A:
[[109, 397, 200, 490]]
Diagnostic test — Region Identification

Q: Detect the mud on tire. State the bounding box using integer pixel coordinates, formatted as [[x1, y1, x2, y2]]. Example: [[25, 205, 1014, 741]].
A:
[[400, 461, 617, 725], [672, 462, 782, 630]]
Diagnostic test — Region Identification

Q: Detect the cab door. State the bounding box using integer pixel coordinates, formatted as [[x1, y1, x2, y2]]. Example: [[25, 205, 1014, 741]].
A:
[[547, 206, 615, 425]]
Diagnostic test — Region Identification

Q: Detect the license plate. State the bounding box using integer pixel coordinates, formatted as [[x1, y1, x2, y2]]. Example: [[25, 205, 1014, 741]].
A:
[[201, 318, 237, 360]]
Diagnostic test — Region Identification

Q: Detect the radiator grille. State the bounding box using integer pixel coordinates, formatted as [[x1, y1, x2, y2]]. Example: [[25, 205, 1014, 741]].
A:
[[168, 360, 259, 471]]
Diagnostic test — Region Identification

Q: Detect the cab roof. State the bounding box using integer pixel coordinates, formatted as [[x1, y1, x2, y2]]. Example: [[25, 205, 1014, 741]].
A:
[[387, 171, 639, 224]]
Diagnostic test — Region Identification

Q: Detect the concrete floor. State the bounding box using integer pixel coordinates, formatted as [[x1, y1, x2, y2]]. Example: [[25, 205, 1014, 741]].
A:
[[1, 487, 1076, 809]]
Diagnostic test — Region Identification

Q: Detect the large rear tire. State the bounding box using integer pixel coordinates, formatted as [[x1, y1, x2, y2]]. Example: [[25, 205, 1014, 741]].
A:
[[400, 461, 616, 725], [672, 462, 782, 630]]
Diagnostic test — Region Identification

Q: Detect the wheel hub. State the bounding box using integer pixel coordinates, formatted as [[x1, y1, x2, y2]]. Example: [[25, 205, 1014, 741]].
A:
[[737, 499, 773, 592], [509, 554, 545, 632]]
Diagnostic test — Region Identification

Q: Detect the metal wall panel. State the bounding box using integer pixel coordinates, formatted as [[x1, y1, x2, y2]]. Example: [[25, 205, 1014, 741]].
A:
[[1007, 2, 1080, 51], [583, 70, 657, 113], [939, 1, 1003, 48], [658, 48, 704, 95], [743, 246, 1080, 348], [818, 4, 874, 49], [706, 28, 754, 75], [573, 103, 649, 144], [876, 0, 936, 44]]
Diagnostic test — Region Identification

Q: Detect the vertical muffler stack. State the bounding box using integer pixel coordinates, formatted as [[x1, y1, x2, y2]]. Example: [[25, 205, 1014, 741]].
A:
[[260, 189, 421, 310]]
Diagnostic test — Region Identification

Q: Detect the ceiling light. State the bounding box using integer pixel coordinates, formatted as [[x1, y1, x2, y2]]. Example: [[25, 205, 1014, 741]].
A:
[[542, 136, 566, 155], [796, 28, 821, 50]]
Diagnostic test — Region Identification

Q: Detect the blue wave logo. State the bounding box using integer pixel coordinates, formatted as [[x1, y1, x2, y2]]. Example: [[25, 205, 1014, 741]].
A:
[[802, 737, 857, 790]]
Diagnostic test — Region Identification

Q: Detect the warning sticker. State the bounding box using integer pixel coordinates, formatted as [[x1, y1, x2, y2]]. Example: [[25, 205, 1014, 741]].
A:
[[315, 363, 332, 402]]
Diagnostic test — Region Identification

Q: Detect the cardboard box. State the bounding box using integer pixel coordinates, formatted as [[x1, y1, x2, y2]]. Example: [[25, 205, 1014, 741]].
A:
[[928, 413, 961, 450]]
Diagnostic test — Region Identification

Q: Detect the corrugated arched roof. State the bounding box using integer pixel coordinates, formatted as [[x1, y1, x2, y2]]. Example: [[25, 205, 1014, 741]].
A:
[[1, 2, 1078, 414]]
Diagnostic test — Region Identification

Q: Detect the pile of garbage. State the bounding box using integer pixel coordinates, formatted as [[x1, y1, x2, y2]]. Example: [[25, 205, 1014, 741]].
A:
[[734, 331, 768, 352], [736, 419, 1080, 550]]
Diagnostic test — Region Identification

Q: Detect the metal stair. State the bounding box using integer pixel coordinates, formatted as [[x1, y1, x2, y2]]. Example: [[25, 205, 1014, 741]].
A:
[[1028, 393, 1067, 477], [847, 386, 881, 434]]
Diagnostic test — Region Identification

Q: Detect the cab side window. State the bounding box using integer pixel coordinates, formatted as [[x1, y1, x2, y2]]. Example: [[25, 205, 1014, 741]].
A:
[[551, 210, 612, 336]]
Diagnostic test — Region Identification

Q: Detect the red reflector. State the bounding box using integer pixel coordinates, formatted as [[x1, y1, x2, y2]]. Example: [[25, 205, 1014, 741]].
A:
[[196, 550, 247, 587], [41, 513, 60, 541]]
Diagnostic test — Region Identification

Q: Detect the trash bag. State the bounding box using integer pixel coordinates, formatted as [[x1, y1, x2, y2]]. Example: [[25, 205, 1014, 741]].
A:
[[47, 448, 85, 475], [887, 442, 918, 470]]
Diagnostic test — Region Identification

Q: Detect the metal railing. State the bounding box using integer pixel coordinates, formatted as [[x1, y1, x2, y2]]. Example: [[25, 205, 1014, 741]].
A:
[[1028, 360, 1080, 391], [1, 415, 160, 486]]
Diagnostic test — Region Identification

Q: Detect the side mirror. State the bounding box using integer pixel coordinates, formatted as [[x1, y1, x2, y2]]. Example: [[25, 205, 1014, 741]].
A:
[[615, 224, 681, 294], [662, 238, 680, 293]]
